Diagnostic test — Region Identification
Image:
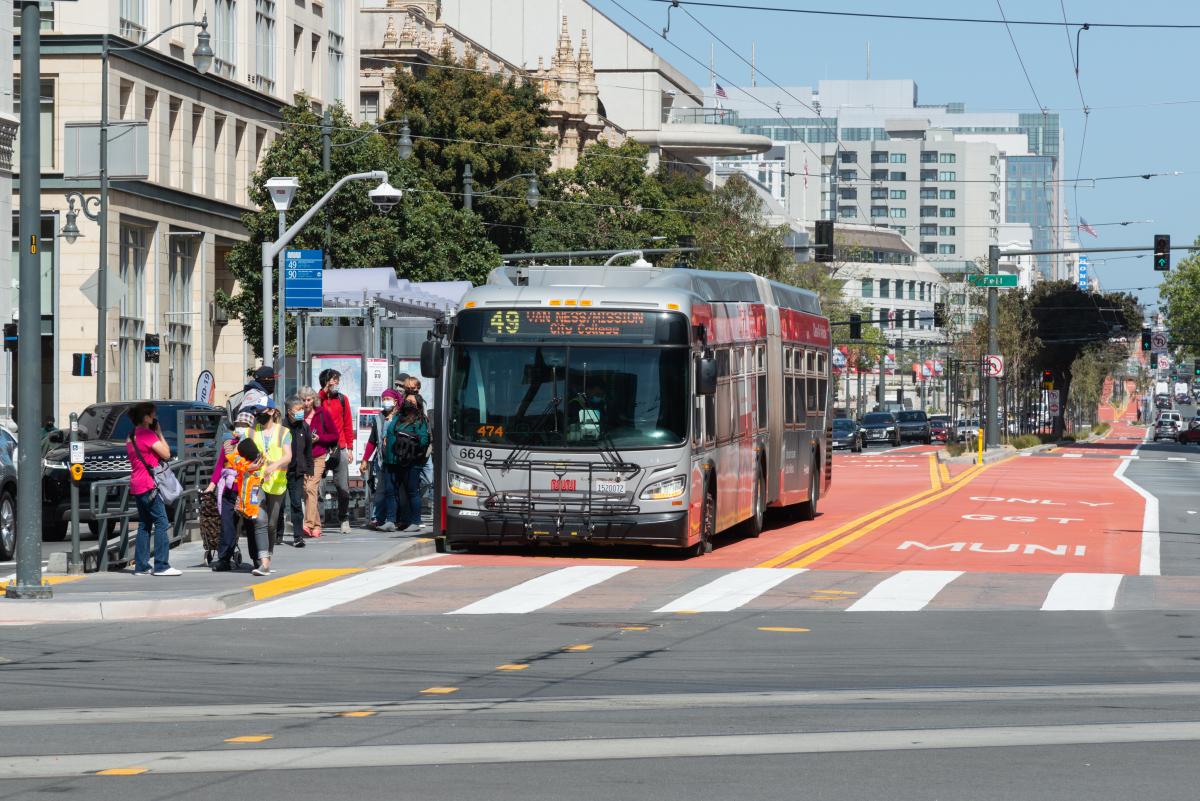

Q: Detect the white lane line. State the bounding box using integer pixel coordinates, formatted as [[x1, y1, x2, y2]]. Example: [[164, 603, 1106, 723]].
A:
[[655, 568, 803, 613], [449, 566, 635, 615], [846, 570, 962, 612], [1168, 457, 1187, 462], [216, 565, 454, 620], [1041, 573, 1124, 611], [1113, 432, 1159, 576], [1062, 453, 1083, 458]]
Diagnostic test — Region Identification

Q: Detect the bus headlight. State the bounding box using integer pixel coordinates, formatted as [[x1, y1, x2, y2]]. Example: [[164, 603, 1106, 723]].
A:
[[640, 475, 687, 500], [448, 473, 488, 498]]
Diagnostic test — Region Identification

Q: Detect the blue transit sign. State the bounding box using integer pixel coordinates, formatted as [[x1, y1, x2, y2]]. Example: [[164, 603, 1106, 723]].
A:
[[285, 249, 323, 310]]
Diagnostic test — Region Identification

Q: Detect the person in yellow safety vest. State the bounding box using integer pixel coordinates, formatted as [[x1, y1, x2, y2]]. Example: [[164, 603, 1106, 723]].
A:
[[248, 400, 292, 576]]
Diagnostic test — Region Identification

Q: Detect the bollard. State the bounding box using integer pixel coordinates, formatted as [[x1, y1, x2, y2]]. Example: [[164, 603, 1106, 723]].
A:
[[67, 412, 83, 575], [977, 427, 984, 466]]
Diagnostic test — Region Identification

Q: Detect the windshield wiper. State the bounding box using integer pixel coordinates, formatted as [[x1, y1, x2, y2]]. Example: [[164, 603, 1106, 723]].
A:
[[501, 363, 563, 472]]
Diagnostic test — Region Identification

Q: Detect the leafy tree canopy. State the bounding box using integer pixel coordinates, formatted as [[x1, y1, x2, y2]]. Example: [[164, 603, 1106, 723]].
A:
[[1158, 237, 1200, 355]]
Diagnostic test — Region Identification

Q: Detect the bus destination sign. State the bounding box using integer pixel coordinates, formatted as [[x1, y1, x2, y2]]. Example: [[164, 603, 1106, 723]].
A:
[[455, 308, 689, 345]]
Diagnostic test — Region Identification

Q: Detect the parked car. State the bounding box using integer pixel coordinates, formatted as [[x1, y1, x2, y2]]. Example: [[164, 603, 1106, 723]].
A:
[[895, 410, 931, 443], [40, 400, 220, 541], [0, 428, 17, 560], [930, 419, 951, 444], [860, 412, 900, 447], [832, 418, 864, 452]]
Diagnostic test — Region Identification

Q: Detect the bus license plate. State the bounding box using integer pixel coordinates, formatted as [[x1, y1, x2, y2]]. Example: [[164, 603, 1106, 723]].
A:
[[595, 481, 626, 494]]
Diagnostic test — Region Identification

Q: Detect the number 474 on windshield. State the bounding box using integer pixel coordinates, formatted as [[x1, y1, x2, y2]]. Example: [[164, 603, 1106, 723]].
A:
[[477, 425, 505, 439]]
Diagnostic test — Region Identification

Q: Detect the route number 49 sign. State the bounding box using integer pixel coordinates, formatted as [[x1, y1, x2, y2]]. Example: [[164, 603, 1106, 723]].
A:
[[982, 354, 1005, 379]]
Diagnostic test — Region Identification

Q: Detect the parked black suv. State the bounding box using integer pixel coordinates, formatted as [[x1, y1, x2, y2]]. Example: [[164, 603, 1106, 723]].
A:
[[41, 400, 221, 540], [895, 410, 932, 444]]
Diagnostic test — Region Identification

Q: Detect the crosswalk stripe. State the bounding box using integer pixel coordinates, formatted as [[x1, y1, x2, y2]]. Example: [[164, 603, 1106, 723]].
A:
[[215, 566, 454, 619], [655, 568, 802, 613], [1041, 573, 1123, 611], [449, 566, 635, 615], [846, 570, 962, 612]]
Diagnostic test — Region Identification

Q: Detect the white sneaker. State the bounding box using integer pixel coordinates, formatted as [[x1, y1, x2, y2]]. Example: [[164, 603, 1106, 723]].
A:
[[151, 567, 182, 577], [251, 566, 268, 576], [340, 521, 351, 534]]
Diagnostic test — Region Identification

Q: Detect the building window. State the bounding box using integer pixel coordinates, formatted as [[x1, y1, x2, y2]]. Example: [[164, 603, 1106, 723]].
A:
[[938, 244, 957, 254], [889, 189, 906, 200], [938, 226, 956, 235], [878, 307, 889, 328], [939, 189, 956, 200], [119, 222, 150, 399], [920, 242, 936, 254], [889, 208, 906, 218], [839, 151, 857, 163], [871, 151, 888, 163], [919, 187, 937, 199], [879, 279, 890, 298], [871, 206, 888, 218], [870, 169, 887, 181], [254, 0, 276, 94], [213, 0, 237, 77], [939, 207, 956, 218], [908, 310, 916, 329], [890, 153, 907, 164], [861, 278, 873, 299], [920, 206, 937, 218], [12, 78, 55, 170], [870, 187, 886, 200], [920, 151, 937, 163], [326, 0, 345, 102], [840, 169, 857, 182], [921, 169, 937, 182], [893, 280, 903, 298], [938, 171, 957, 181], [167, 236, 195, 399], [939, 153, 957, 163], [11, 1, 54, 29], [919, 224, 936, 236], [838, 206, 857, 219], [842, 188, 860, 200], [119, 0, 146, 41], [889, 171, 906, 181], [907, 281, 916, 300], [892, 225, 907, 235], [919, 282, 926, 301], [359, 91, 380, 123]]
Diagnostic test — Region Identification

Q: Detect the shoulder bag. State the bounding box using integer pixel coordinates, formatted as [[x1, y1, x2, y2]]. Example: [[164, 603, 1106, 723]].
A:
[[129, 432, 184, 504]]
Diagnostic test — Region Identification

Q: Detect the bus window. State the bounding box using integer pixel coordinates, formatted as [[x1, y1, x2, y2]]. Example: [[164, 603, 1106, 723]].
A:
[[795, 376, 806, 423], [808, 375, 818, 412], [784, 378, 794, 425], [784, 348, 792, 373], [704, 394, 716, 447], [757, 345, 765, 372], [757, 373, 767, 431], [807, 350, 816, 374]]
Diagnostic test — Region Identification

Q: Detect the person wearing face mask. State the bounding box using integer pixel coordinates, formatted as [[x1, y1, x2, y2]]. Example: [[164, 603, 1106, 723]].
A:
[[318, 368, 354, 534], [300, 386, 338, 537], [240, 365, 277, 408], [206, 410, 255, 571], [403, 376, 434, 513], [249, 402, 292, 574], [393, 396, 431, 531], [361, 388, 403, 530], [284, 395, 313, 549]]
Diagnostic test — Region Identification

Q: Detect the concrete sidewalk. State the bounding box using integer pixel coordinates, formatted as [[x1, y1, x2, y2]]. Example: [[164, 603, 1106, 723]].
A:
[[0, 527, 435, 625]]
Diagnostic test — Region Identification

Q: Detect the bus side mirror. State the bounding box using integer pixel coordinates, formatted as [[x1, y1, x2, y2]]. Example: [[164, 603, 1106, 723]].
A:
[[696, 355, 717, 396], [420, 339, 441, 379]]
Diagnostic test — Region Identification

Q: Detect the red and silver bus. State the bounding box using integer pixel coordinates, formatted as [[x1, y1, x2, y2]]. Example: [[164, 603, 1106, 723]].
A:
[[422, 264, 832, 556]]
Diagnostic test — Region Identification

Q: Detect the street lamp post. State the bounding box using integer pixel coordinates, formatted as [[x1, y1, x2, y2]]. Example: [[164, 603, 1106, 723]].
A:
[[94, 17, 213, 403], [461, 163, 540, 212]]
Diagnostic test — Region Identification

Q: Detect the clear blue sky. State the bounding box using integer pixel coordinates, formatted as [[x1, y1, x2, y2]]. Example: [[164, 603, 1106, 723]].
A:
[[593, 0, 1199, 309]]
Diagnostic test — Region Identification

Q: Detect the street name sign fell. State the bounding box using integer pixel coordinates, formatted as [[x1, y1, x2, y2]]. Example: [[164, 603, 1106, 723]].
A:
[[967, 274, 1019, 288], [284, 250, 323, 310]]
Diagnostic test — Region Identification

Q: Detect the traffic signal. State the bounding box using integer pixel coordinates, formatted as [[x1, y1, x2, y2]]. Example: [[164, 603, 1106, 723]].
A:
[[144, 333, 160, 363], [1154, 234, 1171, 271], [1142, 328, 1152, 351], [814, 219, 834, 263], [1042, 369, 1053, 390], [848, 312, 862, 340], [934, 302, 947, 327], [2, 323, 14, 353], [1194, 358, 1200, 377]]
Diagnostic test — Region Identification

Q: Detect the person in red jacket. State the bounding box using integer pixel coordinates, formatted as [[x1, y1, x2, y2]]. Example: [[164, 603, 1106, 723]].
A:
[[318, 368, 354, 533]]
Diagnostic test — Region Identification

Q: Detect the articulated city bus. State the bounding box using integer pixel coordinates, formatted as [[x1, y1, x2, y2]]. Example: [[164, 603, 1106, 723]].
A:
[[422, 264, 832, 556]]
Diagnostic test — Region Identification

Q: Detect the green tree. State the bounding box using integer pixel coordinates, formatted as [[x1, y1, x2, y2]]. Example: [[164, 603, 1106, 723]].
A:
[[222, 97, 498, 358], [692, 174, 794, 279], [1159, 236, 1200, 354], [383, 46, 552, 254]]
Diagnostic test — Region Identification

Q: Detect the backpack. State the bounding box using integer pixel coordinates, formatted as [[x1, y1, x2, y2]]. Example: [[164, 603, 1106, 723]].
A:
[[387, 419, 423, 465]]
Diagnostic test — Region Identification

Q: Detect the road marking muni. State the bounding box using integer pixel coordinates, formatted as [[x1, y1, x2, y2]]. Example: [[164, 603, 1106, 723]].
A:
[[1041, 573, 1123, 611], [216, 566, 454, 619], [450, 566, 635, 614], [655, 568, 802, 613], [846, 571, 963, 611]]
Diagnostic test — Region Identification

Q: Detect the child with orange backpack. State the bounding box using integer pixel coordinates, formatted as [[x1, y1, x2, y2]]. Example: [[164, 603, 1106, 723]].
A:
[[227, 437, 271, 575]]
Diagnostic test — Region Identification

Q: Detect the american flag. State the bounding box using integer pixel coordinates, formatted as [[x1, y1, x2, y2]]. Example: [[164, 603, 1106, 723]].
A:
[[714, 83, 728, 99], [1078, 216, 1099, 238]]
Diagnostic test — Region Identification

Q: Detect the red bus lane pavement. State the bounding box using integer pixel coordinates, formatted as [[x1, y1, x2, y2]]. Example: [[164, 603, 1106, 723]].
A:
[[801, 430, 1151, 577], [425, 447, 942, 570]]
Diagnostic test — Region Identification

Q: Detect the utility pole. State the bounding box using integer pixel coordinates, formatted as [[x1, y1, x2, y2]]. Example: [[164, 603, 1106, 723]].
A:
[[321, 109, 333, 271], [9, 1, 50, 599], [985, 244, 1000, 449]]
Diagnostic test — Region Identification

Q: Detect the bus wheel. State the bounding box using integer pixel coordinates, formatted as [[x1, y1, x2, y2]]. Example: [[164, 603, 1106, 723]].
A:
[[691, 489, 715, 557], [795, 460, 819, 522], [743, 467, 766, 538]]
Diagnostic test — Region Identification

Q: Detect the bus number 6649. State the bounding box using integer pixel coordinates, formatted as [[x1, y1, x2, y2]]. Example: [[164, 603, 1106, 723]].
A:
[[459, 448, 494, 461]]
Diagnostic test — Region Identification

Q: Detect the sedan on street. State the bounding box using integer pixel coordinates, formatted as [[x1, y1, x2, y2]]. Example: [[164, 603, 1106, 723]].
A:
[[860, 412, 900, 447], [930, 419, 950, 443], [832, 418, 864, 452]]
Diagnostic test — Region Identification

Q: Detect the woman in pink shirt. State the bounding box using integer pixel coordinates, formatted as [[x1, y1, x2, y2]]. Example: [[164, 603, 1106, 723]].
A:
[[125, 402, 179, 576]]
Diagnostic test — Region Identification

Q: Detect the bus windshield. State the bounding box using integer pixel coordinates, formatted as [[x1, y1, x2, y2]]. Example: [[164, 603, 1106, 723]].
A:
[[448, 345, 689, 449]]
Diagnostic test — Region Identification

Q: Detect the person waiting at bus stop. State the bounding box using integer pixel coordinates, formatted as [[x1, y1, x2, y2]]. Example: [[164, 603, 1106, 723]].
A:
[[361, 388, 404, 530], [393, 396, 431, 531], [319, 369, 354, 534]]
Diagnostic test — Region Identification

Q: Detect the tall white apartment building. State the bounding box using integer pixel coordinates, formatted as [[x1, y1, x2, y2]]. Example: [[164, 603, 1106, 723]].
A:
[[11, 0, 357, 422]]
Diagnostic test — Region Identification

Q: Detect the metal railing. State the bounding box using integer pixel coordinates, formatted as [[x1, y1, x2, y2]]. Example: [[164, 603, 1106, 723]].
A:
[[90, 458, 208, 571], [664, 107, 740, 126]]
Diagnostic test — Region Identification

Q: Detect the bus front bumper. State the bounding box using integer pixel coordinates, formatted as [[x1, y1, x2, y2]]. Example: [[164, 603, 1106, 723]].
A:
[[444, 508, 690, 548]]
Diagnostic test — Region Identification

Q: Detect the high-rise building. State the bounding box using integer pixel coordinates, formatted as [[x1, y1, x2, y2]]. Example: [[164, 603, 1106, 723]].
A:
[[713, 80, 1065, 280]]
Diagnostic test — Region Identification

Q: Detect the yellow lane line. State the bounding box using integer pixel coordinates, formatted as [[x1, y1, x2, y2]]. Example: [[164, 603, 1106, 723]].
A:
[[248, 568, 363, 601], [96, 767, 148, 776], [421, 687, 459, 694], [496, 664, 530, 671], [785, 461, 998, 569], [225, 735, 272, 744], [757, 627, 810, 633], [938, 462, 952, 484], [928, 454, 942, 492]]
